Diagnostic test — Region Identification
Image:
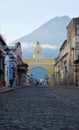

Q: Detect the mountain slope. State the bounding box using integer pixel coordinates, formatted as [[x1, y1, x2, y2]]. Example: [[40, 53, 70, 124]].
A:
[[12, 15, 71, 58]]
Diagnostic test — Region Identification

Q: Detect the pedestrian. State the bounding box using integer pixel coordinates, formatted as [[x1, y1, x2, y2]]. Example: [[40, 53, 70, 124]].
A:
[[9, 79, 13, 87]]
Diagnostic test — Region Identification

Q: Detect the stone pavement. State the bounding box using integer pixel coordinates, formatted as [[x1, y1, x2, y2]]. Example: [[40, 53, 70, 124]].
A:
[[0, 85, 79, 130], [0, 85, 77, 94]]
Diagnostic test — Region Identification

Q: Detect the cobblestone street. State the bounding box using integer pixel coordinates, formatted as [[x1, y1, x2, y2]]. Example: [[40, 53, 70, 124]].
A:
[[0, 86, 79, 130]]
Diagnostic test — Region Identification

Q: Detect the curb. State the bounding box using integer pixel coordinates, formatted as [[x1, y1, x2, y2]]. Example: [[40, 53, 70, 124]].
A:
[[0, 86, 26, 95], [0, 88, 15, 94]]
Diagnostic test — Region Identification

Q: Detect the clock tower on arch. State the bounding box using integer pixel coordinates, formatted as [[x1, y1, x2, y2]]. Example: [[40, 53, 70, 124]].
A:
[[33, 41, 43, 59]]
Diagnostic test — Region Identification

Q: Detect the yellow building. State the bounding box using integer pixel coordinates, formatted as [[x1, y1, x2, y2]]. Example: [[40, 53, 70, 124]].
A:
[[23, 41, 55, 85]]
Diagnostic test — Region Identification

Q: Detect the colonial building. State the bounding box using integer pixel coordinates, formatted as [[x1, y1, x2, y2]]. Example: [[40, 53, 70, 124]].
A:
[[0, 35, 6, 87], [54, 17, 79, 87], [0, 35, 17, 87], [54, 40, 68, 85], [7, 45, 17, 87], [67, 17, 79, 86], [16, 42, 28, 86], [0, 35, 28, 87]]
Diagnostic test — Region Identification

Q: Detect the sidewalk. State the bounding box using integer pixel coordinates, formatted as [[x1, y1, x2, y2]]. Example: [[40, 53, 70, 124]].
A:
[[0, 85, 26, 94], [0, 87, 15, 94]]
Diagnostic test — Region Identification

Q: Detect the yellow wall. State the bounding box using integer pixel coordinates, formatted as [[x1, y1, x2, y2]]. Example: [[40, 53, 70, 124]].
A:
[[23, 58, 55, 86]]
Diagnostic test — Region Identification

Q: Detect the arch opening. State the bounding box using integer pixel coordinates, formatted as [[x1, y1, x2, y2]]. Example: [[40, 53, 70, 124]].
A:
[[27, 67, 50, 85], [28, 67, 49, 80]]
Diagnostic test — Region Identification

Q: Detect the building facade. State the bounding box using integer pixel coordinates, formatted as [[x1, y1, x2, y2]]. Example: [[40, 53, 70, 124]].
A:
[[54, 17, 79, 87], [54, 40, 68, 85], [67, 17, 79, 86], [0, 35, 6, 87], [16, 42, 28, 86], [0, 35, 28, 88]]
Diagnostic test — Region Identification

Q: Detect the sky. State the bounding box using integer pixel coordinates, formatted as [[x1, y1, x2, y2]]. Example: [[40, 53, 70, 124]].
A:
[[29, 68, 49, 80], [0, 0, 79, 43]]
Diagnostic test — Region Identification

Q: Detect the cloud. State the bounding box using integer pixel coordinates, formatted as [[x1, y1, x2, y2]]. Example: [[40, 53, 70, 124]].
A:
[[21, 42, 57, 50], [21, 42, 34, 53], [21, 42, 34, 49], [41, 44, 57, 50]]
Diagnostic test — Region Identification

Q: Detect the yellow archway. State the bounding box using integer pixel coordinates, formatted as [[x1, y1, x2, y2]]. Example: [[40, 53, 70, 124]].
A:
[[23, 58, 55, 85], [23, 41, 55, 85]]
